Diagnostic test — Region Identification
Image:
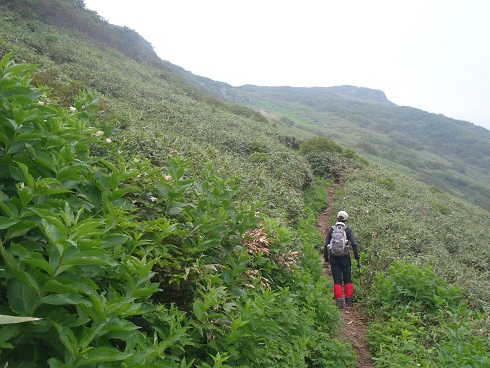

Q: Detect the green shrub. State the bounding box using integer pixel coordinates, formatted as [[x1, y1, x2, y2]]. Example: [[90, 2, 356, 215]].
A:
[[299, 136, 343, 155], [368, 261, 463, 316], [366, 261, 489, 367], [302, 151, 344, 180]]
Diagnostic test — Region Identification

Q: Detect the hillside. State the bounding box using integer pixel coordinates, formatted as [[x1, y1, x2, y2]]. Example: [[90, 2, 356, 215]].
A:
[[0, 1, 489, 367], [180, 77, 490, 211]]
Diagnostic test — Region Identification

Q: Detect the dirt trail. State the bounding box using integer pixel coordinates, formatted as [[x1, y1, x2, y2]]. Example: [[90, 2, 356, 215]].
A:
[[318, 186, 375, 368]]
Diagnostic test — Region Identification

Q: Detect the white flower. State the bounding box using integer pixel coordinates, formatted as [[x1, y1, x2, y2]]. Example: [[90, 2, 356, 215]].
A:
[[95, 130, 104, 137], [69, 106, 76, 113], [38, 101, 44, 105], [150, 196, 157, 202], [106, 138, 112, 143]]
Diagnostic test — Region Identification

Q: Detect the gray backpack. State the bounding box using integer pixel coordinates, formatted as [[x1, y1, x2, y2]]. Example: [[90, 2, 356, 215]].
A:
[[329, 224, 350, 256]]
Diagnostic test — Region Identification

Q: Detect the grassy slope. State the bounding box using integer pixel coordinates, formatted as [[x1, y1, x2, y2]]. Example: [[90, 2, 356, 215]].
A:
[[0, 2, 488, 365]]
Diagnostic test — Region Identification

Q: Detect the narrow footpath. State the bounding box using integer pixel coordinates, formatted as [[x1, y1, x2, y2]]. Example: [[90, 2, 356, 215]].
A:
[[317, 186, 375, 368]]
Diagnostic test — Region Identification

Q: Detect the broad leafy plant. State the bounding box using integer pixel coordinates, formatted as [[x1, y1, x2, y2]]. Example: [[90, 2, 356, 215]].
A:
[[0, 52, 166, 366]]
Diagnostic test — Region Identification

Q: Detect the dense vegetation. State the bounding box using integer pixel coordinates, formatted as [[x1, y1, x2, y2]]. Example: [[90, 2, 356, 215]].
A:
[[0, 1, 488, 367], [0, 53, 354, 367]]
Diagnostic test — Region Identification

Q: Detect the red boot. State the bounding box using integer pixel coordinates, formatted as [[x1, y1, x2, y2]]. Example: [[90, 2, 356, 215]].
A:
[[334, 284, 343, 299]]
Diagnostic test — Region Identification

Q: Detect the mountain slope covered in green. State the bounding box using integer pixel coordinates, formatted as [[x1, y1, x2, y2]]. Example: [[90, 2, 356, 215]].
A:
[[184, 80, 490, 211], [0, 1, 488, 367]]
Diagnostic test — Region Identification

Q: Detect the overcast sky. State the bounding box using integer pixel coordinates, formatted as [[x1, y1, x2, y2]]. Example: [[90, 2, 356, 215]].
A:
[[84, 0, 490, 131]]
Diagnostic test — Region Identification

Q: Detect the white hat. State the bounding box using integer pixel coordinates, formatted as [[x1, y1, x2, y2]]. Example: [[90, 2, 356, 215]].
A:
[[337, 211, 349, 221]]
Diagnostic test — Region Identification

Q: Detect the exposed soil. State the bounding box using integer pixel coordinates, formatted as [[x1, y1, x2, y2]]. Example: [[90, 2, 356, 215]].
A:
[[318, 186, 375, 368]]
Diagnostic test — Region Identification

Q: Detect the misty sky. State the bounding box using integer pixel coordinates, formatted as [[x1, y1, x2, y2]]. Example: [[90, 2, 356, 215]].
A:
[[84, 0, 490, 131]]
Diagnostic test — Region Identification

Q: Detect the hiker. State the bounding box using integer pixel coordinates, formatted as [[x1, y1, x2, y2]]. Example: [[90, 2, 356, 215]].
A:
[[324, 210, 361, 308]]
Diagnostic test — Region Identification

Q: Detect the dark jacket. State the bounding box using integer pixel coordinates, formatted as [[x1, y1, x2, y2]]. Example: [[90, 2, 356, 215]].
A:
[[324, 221, 360, 262]]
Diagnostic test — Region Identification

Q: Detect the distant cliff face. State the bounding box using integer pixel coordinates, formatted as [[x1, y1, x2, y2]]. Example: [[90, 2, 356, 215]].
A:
[[327, 85, 393, 105]]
